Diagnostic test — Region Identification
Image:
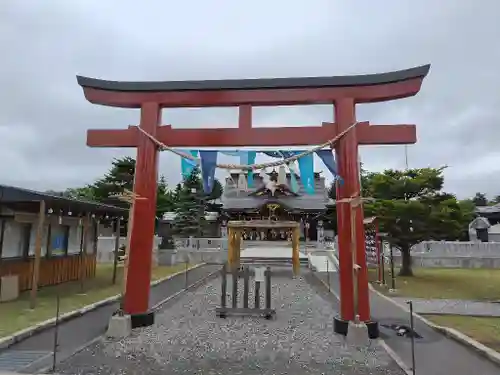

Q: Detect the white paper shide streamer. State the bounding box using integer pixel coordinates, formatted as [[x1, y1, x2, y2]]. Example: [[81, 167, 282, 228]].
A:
[[237, 172, 247, 192], [277, 166, 286, 185]]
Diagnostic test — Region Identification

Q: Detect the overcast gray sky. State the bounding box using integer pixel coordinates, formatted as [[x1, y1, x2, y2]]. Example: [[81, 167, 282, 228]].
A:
[[1, 0, 499, 199]]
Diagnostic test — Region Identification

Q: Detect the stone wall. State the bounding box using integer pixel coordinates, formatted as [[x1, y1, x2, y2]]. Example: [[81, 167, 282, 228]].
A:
[[158, 249, 227, 266], [388, 241, 500, 269], [393, 254, 500, 269], [157, 237, 227, 266], [96, 236, 161, 265], [174, 237, 226, 251], [411, 240, 500, 256]]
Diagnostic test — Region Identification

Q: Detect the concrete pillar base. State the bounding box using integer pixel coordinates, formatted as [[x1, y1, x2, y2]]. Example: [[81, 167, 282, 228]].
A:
[[346, 321, 370, 346], [106, 314, 132, 339]]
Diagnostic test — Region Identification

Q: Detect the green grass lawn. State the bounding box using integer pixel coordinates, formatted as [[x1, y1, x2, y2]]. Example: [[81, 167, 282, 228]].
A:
[[0, 263, 190, 339], [424, 315, 500, 352], [369, 267, 500, 301]]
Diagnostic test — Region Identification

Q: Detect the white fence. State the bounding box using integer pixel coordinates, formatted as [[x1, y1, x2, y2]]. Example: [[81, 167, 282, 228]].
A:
[[96, 236, 162, 264], [411, 241, 500, 257], [167, 237, 228, 265], [326, 237, 500, 269], [174, 237, 226, 251]]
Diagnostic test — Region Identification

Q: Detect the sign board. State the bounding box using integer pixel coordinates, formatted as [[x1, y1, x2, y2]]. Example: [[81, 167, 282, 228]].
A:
[[254, 267, 266, 282], [364, 226, 378, 267]]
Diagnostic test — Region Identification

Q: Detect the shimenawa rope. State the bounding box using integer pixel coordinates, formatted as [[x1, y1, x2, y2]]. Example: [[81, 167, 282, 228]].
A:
[[137, 121, 359, 171]]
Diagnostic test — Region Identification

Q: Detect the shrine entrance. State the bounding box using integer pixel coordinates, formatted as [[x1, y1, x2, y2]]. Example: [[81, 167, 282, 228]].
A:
[[227, 220, 301, 275], [77, 64, 429, 328]]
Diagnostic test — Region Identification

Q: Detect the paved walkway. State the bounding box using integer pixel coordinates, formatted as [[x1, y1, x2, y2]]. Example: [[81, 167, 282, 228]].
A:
[[315, 271, 500, 375], [0, 265, 221, 374], [391, 297, 500, 317]]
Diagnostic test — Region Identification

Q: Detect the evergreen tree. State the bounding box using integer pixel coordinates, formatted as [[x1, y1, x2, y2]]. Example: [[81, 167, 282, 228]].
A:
[[156, 175, 175, 218], [85, 156, 173, 219], [91, 156, 136, 208], [206, 178, 224, 201], [63, 186, 96, 201], [172, 168, 206, 237], [363, 167, 474, 276], [173, 183, 182, 202], [326, 167, 474, 276], [472, 192, 488, 206]]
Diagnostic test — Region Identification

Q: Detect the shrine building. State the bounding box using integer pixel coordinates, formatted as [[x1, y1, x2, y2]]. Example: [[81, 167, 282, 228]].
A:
[[159, 169, 335, 242]]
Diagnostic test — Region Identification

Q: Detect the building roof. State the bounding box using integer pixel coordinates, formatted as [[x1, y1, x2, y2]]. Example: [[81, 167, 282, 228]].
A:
[[0, 184, 127, 217], [221, 196, 329, 212], [222, 174, 329, 212], [476, 204, 500, 215]]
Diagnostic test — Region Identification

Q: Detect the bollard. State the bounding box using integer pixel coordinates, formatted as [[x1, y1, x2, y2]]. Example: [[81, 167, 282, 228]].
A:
[[243, 267, 249, 308], [407, 300, 416, 375], [389, 245, 396, 291], [254, 277, 261, 309], [52, 293, 61, 372], [265, 267, 272, 313], [231, 267, 238, 308], [220, 264, 227, 318]]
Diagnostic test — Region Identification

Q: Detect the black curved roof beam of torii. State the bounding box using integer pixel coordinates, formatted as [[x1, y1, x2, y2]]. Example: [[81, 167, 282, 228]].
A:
[[76, 64, 430, 108]]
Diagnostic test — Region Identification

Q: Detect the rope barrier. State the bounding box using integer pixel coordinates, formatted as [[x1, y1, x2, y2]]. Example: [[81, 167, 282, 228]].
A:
[[137, 122, 359, 171]]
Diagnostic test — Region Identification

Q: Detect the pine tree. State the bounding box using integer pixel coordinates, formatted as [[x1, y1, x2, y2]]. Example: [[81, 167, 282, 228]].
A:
[[156, 175, 175, 219], [84, 156, 174, 219], [91, 156, 136, 208], [172, 168, 206, 237]]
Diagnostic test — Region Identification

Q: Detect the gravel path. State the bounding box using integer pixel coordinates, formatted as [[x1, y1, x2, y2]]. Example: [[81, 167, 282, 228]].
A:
[[57, 272, 404, 375]]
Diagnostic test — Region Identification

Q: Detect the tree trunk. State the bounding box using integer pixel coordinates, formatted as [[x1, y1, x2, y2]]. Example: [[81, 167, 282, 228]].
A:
[[398, 246, 413, 276]]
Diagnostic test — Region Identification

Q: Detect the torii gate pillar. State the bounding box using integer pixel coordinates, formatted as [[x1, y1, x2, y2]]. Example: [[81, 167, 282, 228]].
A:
[[77, 64, 429, 329]]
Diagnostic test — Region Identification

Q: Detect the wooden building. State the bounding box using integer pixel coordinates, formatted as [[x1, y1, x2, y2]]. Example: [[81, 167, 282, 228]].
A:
[[0, 185, 126, 294]]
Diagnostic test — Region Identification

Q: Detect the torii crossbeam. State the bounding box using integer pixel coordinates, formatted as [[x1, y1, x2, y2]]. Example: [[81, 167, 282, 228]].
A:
[[77, 64, 430, 329]]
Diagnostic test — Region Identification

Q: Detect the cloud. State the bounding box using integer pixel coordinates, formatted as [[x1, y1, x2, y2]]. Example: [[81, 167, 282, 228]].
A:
[[1, 0, 499, 199]]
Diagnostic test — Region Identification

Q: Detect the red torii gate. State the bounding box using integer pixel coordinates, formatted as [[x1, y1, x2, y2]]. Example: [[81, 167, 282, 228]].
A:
[[77, 65, 429, 328]]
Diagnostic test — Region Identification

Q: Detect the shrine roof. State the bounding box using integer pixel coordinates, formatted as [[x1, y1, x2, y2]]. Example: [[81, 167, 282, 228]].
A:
[[476, 204, 500, 215], [77, 65, 430, 93], [222, 173, 330, 211], [221, 196, 330, 212], [0, 184, 126, 217]]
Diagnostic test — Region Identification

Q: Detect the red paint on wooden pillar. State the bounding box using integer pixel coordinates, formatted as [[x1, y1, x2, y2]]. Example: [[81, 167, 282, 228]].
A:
[[334, 98, 356, 322], [334, 98, 371, 322], [239, 104, 252, 129], [123, 102, 160, 315], [335, 98, 371, 322]]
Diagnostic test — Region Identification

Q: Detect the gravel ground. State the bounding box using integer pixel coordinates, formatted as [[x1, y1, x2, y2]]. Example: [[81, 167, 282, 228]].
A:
[[56, 272, 405, 375]]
